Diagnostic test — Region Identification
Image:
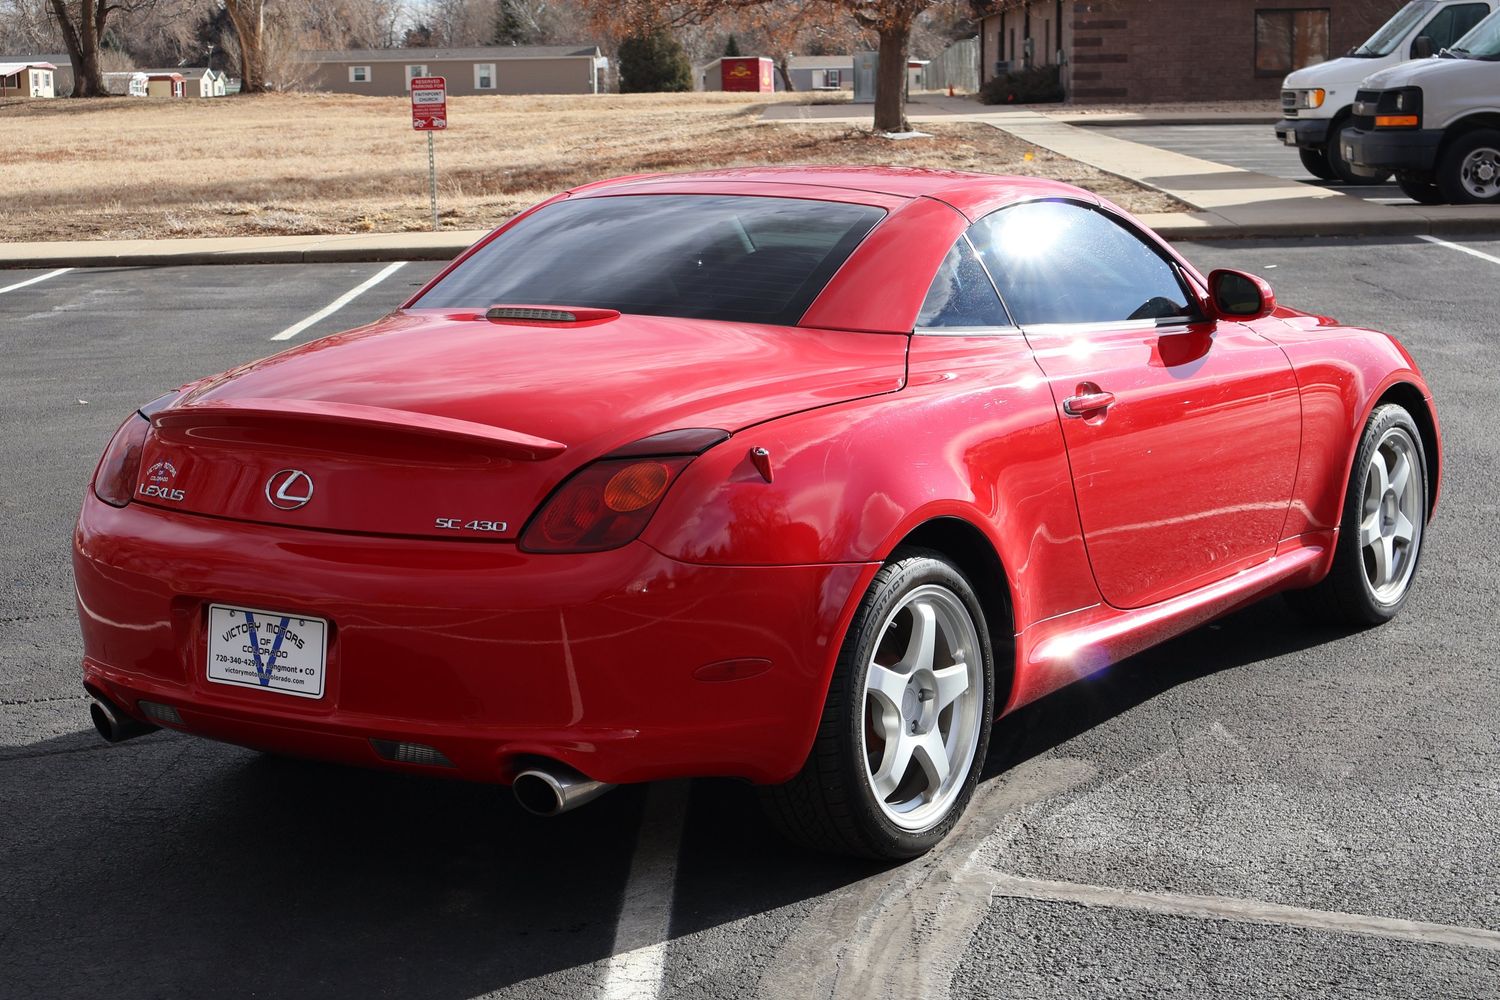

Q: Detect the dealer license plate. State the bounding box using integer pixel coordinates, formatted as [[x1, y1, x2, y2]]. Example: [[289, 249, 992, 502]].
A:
[[207, 604, 328, 699]]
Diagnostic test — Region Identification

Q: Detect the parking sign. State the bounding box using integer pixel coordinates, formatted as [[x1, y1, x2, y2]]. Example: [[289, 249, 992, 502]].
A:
[[411, 76, 447, 131]]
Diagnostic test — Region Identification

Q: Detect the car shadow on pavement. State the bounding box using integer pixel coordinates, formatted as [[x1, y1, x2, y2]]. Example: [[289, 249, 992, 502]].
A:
[[0, 598, 1349, 1000]]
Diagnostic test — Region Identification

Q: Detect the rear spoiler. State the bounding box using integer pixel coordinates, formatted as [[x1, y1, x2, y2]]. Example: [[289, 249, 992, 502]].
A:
[[153, 397, 566, 461]]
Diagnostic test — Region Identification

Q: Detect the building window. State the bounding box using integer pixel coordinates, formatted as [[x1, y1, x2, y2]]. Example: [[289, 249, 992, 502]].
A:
[[1255, 8, 1330, 76], [349, 65, 370, 83], [819, 69, 841, 88], [406, 64, 429, 86], [474, 63, 495, 89]]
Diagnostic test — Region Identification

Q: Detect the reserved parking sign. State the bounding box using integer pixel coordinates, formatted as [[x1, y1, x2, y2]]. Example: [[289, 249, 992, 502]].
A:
[[411, 76, 447, 131]]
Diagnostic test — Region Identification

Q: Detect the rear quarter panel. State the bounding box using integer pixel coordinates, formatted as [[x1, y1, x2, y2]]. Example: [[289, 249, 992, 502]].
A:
[[642, 333, 1100, 633]]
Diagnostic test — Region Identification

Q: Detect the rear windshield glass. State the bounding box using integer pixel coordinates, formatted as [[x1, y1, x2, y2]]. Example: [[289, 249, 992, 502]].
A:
[[415, 194, 886, 326]]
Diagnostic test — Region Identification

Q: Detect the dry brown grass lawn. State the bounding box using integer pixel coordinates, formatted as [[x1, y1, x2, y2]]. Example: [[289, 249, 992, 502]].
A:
[[0, 91, 1182, 242]]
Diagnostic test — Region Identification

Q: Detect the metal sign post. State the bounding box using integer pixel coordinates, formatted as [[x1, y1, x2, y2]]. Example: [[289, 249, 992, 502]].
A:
[[427, 132, 438, 232], [410, 76, 447, 232]]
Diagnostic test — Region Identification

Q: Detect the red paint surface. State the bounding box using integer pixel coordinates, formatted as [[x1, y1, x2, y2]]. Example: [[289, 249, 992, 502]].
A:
[[75, 167, 1442, 787], [720, 57, 774, 93]]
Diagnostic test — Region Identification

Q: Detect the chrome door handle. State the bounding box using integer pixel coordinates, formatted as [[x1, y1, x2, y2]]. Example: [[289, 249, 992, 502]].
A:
[[1062, 390, 1116, 417]]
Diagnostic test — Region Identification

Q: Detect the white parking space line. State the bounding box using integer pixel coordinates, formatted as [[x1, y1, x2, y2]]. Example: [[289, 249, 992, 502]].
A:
[[1418, 234, 1500, 267], [599, 781, 689, 1000], [0, 268, 72, 296], [989, 874, 1500, 952], [270, 262, 407, 342]]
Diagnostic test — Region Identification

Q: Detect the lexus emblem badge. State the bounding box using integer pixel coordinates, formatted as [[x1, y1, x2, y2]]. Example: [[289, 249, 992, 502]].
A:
[[265, 469, 315, 510]]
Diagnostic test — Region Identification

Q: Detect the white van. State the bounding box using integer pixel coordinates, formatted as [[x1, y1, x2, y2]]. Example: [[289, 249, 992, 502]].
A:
[[1342, 11, 1500, 204], [1276, 0, 1491, 184]]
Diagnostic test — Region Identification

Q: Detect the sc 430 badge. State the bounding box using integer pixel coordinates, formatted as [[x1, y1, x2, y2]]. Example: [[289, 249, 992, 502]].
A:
[[435, 518, 507, 533], [139, 459, 185, 502]]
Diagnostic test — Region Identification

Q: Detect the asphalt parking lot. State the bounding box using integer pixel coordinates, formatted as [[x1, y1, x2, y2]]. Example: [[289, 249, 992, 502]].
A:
[[1111, 123, 1411, 204], [3, 235, 1500, 999]]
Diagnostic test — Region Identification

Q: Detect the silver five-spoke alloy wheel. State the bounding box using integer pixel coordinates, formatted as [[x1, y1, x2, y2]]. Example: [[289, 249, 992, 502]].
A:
[[1459, 145, 1500, 201], [861, 584, 983, 832], [1360, 424, 1424, 605]]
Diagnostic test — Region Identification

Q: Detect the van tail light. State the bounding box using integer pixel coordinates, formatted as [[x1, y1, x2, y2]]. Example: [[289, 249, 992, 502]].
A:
[[519, 428, 729, 554], [520, 457, 693, 553], [93, 414, 150, 507]]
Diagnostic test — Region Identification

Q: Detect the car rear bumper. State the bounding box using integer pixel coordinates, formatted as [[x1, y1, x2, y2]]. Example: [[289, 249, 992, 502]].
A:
[[74, 493, 877, 786], [1275, 117, 1331, 148], [1341, 127, 1444, 173]]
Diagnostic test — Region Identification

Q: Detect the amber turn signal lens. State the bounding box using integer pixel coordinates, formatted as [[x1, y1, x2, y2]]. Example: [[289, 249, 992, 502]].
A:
[[1375, 115, 1420, 128], [604, 462, 671, 513], [520, 456, 693, 553]]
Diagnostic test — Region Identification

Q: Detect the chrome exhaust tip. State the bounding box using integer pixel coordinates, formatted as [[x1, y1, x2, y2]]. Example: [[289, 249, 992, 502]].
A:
[[89, 695, 159, 744], [512, 764, 614, 816]]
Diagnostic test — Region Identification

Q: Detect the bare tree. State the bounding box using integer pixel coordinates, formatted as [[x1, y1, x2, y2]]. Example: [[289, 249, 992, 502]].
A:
[[221, 0, 267, 90], [47, 0, 169, 95], [582, 0, 961, 131]]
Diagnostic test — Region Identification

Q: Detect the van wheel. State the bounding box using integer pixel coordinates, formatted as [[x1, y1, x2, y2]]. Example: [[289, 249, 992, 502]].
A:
[[1436, 129, 1500, 204], [1327, 120, 1392, 185], [1299, 147, 1336, 181], [1396, 172, 1446, 205]]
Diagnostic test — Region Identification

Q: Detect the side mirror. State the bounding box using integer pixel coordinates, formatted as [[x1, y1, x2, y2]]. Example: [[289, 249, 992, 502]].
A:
[[1208, 269, 1276, 320], [1413, 35, 1435, 59]]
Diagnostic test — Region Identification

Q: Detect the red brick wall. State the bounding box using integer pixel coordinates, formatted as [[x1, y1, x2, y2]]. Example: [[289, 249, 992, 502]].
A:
[[984, 0, 1400, 103]]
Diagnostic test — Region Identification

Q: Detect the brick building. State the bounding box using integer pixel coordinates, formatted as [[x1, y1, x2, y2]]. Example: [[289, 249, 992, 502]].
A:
[[977, 0, 1400, 103]]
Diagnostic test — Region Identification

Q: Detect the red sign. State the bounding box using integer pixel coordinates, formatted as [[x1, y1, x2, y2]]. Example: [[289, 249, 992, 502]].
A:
[[411, 76, 447, 131]]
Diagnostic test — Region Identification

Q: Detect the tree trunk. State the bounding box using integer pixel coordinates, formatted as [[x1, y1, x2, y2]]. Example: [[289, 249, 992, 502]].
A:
[[225, 0, 269, 93], [873, 25, 910, 133], [775, 55, 794, 92], [50, 0, 105, 97]]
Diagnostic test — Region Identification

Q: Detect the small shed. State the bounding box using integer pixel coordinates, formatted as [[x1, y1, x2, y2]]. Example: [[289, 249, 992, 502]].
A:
[[144, 72, 185, 98], [143, 66, 224, 97], [103, 71, 149, 97], [0, 61, 56, 98]]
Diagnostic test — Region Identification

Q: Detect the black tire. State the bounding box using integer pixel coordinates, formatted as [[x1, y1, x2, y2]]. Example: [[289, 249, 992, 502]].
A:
[[1327, 119, 1392, 185], [1285, 404, 1429, 627], [1435, 128, 1500, 205], [1299, 146, 1337, 181], [760, 547, 996, 860], [1396, 172, 1447, 205]]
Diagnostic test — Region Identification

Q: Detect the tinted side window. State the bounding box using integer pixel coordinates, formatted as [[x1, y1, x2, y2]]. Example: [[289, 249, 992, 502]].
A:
[[1422, 4, 1490, 50], [916, 237, 1011, 328], [968, 201, 1196, 326]]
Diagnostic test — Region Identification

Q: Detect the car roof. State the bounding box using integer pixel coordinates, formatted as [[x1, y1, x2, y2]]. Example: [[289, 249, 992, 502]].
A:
[[566, 166, 1101, 222]]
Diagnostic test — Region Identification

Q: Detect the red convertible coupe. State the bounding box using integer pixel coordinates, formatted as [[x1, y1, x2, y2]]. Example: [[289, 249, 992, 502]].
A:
[[75, 167, 1440, 858]]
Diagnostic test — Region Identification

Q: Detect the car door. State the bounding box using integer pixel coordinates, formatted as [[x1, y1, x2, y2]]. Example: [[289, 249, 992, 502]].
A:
[[967, 200, 1302, 610]]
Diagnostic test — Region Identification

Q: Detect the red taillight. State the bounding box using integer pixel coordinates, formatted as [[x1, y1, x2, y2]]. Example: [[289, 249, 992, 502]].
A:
[[93, 414, 150, 507], [520, 457, 691, 553]]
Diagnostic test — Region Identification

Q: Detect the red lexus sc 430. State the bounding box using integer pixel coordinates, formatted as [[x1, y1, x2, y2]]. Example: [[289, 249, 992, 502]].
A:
[[75, 168, 1441, 858]]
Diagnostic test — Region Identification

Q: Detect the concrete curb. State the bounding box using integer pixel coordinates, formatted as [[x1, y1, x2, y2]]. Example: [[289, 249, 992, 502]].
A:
[[1052, 116, 1278, 128], [0, 231, 489, 271], [3, 218, 1500, 270]]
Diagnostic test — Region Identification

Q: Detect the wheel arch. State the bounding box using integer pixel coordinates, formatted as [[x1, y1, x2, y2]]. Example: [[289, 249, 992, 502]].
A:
[[1374, 381, 1441, 518], [886, 515, 1017, 715]]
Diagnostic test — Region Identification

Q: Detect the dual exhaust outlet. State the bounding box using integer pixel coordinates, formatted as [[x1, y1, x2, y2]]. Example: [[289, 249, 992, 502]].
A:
[[88, 692, 613, 816]]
